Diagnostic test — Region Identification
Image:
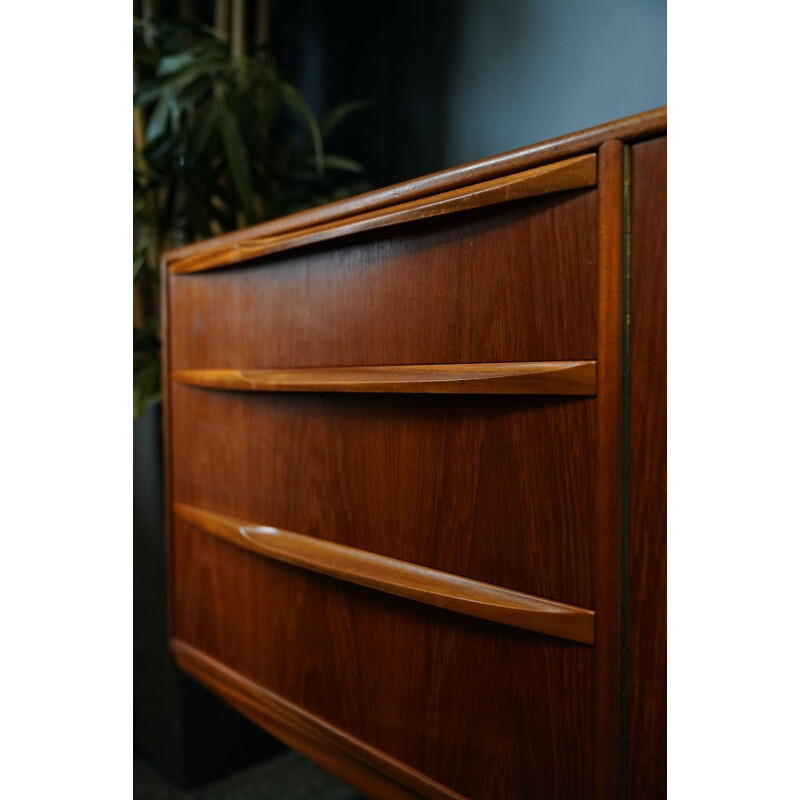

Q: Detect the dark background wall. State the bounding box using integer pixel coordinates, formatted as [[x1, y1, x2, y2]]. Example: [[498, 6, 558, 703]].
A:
[[274, 0, 667, 188]]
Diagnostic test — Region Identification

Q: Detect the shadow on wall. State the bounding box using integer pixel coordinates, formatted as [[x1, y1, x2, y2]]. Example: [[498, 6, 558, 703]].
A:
[[275, 0, 666, 187], [274, 0, 462, 186], [134, 400, 281, 787]]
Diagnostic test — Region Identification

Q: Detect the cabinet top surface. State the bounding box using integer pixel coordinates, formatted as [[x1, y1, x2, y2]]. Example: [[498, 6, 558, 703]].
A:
[[164, 106, 666, 274]]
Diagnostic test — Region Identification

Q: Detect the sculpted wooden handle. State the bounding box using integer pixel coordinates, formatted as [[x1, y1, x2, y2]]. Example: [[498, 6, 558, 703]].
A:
[[175, 502, 595, 644], [169, 153, 597, 273], [172, 361, 597, 395]]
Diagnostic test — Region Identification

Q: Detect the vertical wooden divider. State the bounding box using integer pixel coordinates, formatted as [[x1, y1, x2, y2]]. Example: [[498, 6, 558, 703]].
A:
[[595, 139, 624, 800], [160, 255, 176, 636], [626, 136, 667, 799]]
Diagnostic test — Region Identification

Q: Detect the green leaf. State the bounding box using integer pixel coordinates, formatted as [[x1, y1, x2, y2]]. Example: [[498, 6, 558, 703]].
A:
[[133, 361, 161, 419], [321, 99, 370, 140], [217, 101, 255, 223], [134, 78, 172, 108], [315, 153, 364, 174], [133, 152, 162, 183], [156, 50, 198, 77], [133, 325, 162, 418], [187, 101, 221, 163], [133, 243, 148, 283], [146, 96, 172, 142], [280, 82, 324, 175], [142, 131, 174, 167], [177, 77, 212, 110], [155, 40, 223, 75], [257, 85, 283, 133], [136, 59, 225, 108]]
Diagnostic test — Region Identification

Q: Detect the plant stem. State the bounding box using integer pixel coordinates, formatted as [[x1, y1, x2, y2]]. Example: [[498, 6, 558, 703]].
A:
[[133, 4, 160, 330], [215, 0, 231, 38], [256, 0, 270, 49], [232, 0, 246, 61], [178, 0, 194, 21], [142, 0, 158, 48]]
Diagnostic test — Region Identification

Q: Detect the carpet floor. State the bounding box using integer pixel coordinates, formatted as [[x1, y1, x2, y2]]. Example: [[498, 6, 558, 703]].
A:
[[133, 751, 364, 800]]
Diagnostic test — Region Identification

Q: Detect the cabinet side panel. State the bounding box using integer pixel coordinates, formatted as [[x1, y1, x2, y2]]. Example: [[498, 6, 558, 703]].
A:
[[627, 136, 667, 798]]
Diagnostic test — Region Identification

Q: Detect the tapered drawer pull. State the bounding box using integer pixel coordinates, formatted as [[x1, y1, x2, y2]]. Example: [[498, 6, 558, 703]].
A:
[[173, 361, 596, 395], [175, 502, 596, 644], [169, 153, 597, 274]]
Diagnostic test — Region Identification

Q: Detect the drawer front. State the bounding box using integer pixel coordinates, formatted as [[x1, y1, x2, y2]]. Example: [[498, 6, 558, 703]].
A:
[[172, 517, 595, 800], [167, 188, 597, 371], [170, 385, 596, 607]]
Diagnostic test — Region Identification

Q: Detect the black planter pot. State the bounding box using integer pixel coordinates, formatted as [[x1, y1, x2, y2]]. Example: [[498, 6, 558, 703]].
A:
[[134, 399, 281, 787]]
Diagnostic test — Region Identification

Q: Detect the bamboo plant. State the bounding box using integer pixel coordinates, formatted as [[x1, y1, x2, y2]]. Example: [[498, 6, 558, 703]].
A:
[[133, 13, 368, 417]]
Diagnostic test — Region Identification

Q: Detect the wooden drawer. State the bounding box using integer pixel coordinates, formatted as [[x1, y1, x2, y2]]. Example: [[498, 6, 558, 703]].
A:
[[170, 385, 596, 607], [167, 156, 598, 371], [172, 516, 595, 800]]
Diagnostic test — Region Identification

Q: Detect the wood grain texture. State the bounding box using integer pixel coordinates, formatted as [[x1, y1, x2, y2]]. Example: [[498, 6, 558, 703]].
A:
[[169, 154, 596, 273], [172, 361, 597, 396], [174, 502, 596, 643], [595, 139, 624, 800], [626, 136, 667, 799], [162, 111, 669, 798], [172, 640, 465, 800], [170, 386, 596, 607], [164, 107, 664, 270], [168, 189, 598, 371], [171, 517, 595, 799]]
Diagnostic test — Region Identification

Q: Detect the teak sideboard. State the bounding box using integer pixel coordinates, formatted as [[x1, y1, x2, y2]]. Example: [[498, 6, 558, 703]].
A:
[[161, 108, 667, 799]]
